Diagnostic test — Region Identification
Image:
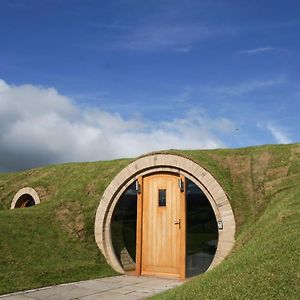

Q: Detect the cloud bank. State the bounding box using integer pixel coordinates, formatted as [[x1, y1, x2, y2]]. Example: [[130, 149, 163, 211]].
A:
[[0, 79, 233, 171]]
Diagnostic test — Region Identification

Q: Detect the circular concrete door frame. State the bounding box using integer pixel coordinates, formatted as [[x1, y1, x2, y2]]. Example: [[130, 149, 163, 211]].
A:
[[94, 153, 236, 274], [11, 187, 40, 209]]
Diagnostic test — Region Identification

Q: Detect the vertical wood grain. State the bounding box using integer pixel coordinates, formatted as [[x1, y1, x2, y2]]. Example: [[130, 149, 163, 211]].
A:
[[140, 173, 184, 278]]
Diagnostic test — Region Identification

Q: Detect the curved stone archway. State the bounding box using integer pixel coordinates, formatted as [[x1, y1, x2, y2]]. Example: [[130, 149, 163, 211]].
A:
[[11, 187, 40, 209], [94, 153, 236, 275]]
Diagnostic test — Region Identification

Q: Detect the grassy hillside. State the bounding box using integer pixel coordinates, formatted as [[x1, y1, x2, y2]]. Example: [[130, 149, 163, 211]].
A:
[[0, 143, 299, 298], [0, 159, 132, 294], [153, 144, 300, 300]]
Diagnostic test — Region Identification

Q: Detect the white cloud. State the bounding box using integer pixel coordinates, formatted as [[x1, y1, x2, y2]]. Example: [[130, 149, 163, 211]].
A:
[[115, 22, 235, 52], [174, 87, 192, 103], [266, 123, 292, 144], [0, 79, 233, 170], [203, 76, 286, 97], [239, 47, 277, 55]]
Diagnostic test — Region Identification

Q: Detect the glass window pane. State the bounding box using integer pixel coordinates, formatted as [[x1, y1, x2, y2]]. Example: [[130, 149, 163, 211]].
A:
[[111, 182, 137, 271], [186, 179, 218, 277], [158, 189, 166, 206]]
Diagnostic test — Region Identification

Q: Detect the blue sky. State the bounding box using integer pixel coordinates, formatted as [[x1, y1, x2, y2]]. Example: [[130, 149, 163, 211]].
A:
[[0, 0, 299, 170]]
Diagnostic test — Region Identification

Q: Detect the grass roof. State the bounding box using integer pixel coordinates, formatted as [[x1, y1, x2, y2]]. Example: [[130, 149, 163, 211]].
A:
[[0, 143, 299, 299]]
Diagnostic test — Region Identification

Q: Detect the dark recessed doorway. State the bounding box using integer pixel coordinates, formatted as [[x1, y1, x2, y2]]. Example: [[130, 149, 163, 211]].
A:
[[15, 194, 36, 208], [111, 175, 218, 278]]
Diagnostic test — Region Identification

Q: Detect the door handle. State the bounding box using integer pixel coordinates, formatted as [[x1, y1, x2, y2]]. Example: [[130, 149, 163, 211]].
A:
[[174, 218, 181, 229]]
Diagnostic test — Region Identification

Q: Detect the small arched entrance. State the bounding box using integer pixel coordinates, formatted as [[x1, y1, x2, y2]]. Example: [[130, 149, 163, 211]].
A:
[[14, 193, 36, 208], [95, 154, 235, 279], [11, 187, 40, 209]]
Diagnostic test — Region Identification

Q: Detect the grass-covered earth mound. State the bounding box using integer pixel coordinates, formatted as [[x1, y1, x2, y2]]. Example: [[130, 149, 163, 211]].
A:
[[0, 143, 299, 299]]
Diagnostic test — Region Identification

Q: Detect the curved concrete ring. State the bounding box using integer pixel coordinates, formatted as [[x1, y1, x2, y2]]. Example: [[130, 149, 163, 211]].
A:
[[11, 187, 40, 209], [94, 154, 236, 274]]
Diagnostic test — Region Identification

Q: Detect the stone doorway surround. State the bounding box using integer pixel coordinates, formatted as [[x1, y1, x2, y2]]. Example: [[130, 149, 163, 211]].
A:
[[94, 153, 236, 275]]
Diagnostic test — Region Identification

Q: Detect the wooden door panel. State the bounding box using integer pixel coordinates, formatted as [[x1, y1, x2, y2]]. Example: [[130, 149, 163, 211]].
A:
[[141, 173, 183, 277]]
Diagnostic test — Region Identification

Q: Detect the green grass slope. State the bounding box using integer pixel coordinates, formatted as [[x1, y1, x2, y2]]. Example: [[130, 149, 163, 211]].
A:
[[0, 143, 299, 298], [153, 144, 300, 300], [0, 159, 132, 294]]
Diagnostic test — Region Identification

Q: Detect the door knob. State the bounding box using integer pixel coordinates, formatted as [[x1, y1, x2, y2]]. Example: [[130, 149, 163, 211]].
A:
[[174, 218, 181, 229]]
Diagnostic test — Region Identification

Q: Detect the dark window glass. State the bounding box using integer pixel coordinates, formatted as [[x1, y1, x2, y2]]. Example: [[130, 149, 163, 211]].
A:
[[24, 198, 35, 207], [15, 194, 35, 208], [158, 189, 166, 206], [111, 182, 137, 271], [186, 179, 218, 277]]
